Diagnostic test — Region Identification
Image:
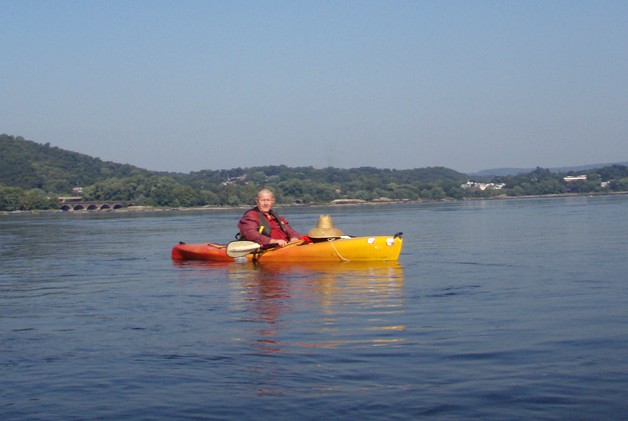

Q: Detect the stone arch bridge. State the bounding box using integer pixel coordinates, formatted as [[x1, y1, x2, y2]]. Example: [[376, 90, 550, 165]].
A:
[[58, 197, 135, 211]]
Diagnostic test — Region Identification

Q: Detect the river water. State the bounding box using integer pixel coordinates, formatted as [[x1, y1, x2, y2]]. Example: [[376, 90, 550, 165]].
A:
[[2, 195, 627, 420]]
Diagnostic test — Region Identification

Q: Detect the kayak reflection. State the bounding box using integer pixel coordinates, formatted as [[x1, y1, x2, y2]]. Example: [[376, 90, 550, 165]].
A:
[[223, 261, 405, 354]]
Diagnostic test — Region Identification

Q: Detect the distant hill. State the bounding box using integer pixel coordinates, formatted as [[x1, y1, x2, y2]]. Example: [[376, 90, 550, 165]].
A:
[[471, 162, 628, 177], [0, 134, 625, 210], [1, 134, 626, 211], [0, 134, 155, 192], [0, 134, 468, 192]]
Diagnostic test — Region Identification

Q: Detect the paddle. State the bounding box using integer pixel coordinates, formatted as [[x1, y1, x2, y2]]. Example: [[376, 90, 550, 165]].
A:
[[226, 240, 262, 258], [247, 239, 305, 262], [259, 239, 304, 253], [226, 239, 305, 258]]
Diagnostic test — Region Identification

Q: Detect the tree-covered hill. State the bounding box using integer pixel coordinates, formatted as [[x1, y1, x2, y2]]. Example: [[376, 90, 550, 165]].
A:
[[1, 134, 627, 211], [1, 134, 470, 208], [0, 134, 156, 192]]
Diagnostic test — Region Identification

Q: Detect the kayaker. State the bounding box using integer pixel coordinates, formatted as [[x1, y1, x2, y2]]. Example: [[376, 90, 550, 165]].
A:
[[238, 188, 303, 247]]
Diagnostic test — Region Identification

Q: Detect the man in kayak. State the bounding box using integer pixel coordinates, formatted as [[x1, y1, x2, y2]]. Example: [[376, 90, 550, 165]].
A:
[[238, 188, 303, 247]]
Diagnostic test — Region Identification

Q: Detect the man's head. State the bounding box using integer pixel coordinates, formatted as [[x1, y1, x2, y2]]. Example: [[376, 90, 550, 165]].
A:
[[255, 188, 275, 213]]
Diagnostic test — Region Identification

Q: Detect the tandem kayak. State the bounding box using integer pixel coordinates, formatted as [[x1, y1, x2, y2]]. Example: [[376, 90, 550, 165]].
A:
[[171, 233, 403, 263]]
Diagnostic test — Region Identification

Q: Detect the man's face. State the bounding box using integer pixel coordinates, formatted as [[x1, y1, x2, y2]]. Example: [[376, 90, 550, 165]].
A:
[[256, 192, 274, 213]]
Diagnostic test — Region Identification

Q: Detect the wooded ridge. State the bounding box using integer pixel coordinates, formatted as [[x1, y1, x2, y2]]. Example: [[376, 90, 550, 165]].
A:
[[1, 134, 627, 211]]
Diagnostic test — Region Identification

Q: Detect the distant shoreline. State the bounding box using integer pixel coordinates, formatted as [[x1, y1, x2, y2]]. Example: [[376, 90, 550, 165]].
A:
[[2, 191, 627, 217]]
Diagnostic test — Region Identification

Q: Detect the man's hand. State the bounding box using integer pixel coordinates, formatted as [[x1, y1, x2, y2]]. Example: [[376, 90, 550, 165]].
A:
[[270, 238, 288, 247]]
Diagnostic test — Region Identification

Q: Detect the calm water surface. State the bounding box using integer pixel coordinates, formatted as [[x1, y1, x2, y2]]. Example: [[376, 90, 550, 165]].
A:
[[2, 195, 627, 420]]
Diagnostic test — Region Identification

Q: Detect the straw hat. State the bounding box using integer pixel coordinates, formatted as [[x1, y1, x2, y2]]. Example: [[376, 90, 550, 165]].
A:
[[307, 214, 344, 238]]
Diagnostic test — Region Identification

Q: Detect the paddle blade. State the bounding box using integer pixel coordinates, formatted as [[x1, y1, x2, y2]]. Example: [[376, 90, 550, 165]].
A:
[[226, 240, 261, 258]]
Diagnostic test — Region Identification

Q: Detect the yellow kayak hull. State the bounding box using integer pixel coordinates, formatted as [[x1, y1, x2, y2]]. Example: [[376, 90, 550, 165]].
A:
[[251, 235, 403, 263]]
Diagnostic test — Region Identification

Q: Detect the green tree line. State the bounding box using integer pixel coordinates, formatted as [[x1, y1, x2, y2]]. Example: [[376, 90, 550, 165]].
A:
[[1, 134, 627, 211]]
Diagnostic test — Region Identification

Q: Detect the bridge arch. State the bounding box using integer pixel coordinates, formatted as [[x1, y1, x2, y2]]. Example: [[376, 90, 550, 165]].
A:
[[59, 201, 135, 211]]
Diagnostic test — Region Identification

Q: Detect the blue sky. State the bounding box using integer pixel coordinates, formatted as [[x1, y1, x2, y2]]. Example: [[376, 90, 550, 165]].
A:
[[2, 0, 627, 173]]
